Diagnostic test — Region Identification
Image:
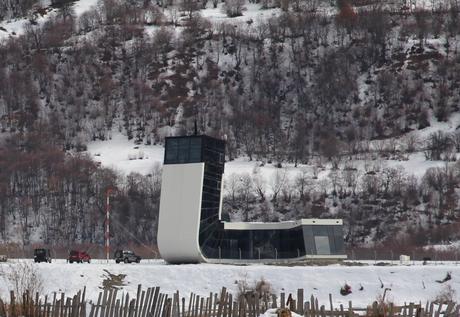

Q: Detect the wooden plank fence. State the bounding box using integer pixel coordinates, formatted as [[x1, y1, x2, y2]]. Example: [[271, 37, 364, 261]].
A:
[[0, 286, 458, 317]]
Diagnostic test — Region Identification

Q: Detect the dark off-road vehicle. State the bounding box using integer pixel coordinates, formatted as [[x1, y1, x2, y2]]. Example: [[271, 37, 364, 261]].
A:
[[34, 248, 52, 263], [114, 250, 141, 263]]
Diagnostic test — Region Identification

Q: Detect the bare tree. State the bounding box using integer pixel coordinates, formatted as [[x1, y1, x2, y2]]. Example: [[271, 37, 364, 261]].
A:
[[343, 165, 359, 195], [361, 173, 380, 196], [414, 9, 430, 47], [238, 173, 255, 221], [270, 168, 287, 203], [425, 131, 453, 161], [252, 166, 266, 202], [422, 166, 456, 213], [319, 132, 342, 168], [225, 174, 240, 207], [329, 170, 343, 196], [336, 0, 357, 39], [153, 26, 174, 64], [451, 130, 460, 153], [24, 22, 45, 51], [294, 168, 310, 201], [224, 0, 245, 17], [181, 0, 199, 19], [78, 10, 103, 33], [403, 134, 419, 153]]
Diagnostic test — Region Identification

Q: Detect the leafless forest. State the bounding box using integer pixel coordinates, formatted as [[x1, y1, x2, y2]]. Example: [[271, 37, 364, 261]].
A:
[[1, 0, 460, 252]]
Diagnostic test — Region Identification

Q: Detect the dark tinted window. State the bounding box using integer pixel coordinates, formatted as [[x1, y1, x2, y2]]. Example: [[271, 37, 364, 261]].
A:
[[177, 138, 190, 163], [190, 138, 202, 161], [165, 139, 179, 162], [164, 137, 204, 164], [333, 225, 345, 253]]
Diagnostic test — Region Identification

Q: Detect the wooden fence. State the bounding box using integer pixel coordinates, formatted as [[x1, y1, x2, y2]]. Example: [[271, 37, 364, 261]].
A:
[[0, 286, 458, 317]]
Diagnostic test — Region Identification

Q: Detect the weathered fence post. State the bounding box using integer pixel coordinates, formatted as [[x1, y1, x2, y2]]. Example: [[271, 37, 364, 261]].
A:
[[328, 294, 333, 313], [271, 295, 277, 309], [128, 299, 136, 317], [124, 293, 131, 317], [408, 302, 414, 317], [10, 290, 16, 317], [309, 295, 315, 316], [137, 290, 145, 317], [227, 294, 232, 317], [0, 299, 6, 317], [305, 301, 311, 317], [135, 285, 142, 317], [297, 289, 304, 315], [217, 288, 227, 317], [7, 285, 460, 317], [100, 289, 108, 317]]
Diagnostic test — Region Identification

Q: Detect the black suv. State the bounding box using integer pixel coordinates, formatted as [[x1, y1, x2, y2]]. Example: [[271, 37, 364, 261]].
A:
[[34, 248, 52, 263], [114, 250, 141, 263]]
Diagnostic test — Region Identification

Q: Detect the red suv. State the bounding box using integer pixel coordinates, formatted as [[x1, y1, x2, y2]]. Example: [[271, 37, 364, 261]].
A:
[[68, 250, 91, 263]]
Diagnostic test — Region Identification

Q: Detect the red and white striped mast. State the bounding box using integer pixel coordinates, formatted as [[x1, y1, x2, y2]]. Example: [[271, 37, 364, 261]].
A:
[[105, 188, 114, 263]]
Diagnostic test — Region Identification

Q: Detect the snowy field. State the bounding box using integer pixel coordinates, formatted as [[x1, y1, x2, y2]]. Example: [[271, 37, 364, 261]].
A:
[[0, 260, 459, 306]]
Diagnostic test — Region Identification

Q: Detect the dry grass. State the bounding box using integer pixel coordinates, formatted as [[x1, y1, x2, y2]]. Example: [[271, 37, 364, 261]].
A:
[[236, 275, 273, 302], [434, 284, 456, 304], [0, 262, 43, 303]]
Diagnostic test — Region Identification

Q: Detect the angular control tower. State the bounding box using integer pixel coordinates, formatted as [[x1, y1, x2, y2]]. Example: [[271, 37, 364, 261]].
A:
[[157, 135, 346, 264]]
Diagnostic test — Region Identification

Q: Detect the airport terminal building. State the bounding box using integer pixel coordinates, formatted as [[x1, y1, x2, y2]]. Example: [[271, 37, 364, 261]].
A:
[[157, 135, 346, 264]]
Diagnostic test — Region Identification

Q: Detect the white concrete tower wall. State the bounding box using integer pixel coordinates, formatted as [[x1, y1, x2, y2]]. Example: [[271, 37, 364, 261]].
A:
[[157, 163, 206, 263]]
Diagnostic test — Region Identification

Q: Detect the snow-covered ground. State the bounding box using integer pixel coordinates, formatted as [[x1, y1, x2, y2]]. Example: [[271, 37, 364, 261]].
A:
[[425, 241, 460, 252], [0, 260, 459, 306], [0, 10, 56, 40], [0, 0, 446, 42], [73, 0, 99, 16], [86, 133, 332, 195], [200, 3, 282, 26], [86, 133, 306, 184], [86, 132, 450, 195], [0, 0, 99, 40], [87, 134, 165, 175]]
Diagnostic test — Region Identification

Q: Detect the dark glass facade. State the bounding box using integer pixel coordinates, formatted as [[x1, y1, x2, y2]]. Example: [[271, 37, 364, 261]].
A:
[[215, 228, 307, 260], [163, 135, 345, 260]]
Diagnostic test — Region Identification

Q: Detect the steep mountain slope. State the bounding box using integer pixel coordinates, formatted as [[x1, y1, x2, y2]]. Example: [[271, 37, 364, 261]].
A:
[[0, 0, 460, 253]]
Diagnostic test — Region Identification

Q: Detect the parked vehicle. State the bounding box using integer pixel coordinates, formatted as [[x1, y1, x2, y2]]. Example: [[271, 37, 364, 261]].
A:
[[34, 248, 52, 263], [68, 250, 91, 263], [114, 250, 141, 263]]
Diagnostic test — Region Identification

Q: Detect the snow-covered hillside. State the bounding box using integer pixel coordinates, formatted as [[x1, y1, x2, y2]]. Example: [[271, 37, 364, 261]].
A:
[[0, 0, 445, 39], [2, 0, 460, 249], [1, 260, 459, 306], [0, 0, 99, 39], [87, 133, 165, 175], [86, 132, 449, 193]]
